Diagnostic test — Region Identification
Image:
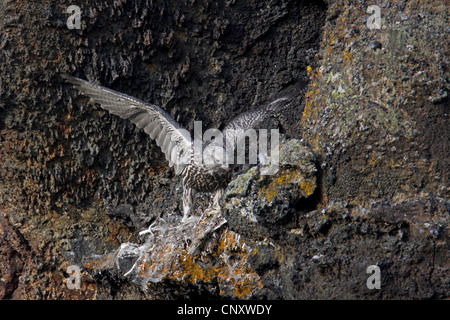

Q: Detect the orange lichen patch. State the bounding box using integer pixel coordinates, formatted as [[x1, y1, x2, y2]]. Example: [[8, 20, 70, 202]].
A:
[[306, 65, 313, 76], [343, 50, 353, 64], [145, 163, 169, 176], [300, 180, 316, 197], [259, 169, 316, 203], [107, 220, 127, 245], [302, 66, 323, 151], [138, 261, 150, 278], [173, 229, 262, 298], [84, 254, 114, 272], [258, 171, 292, 203], [57, 122, 72, 137], [179, 254, 215, 283], [84, 214, 261, 298]]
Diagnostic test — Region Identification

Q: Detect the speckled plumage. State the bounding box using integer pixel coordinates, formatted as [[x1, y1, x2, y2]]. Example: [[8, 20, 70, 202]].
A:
[[63, 75, 302, 221]]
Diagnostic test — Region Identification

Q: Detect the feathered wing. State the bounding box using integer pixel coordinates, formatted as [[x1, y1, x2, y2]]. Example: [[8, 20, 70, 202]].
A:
[[223, 82, 305, 147], [63, 75, 192, 174]]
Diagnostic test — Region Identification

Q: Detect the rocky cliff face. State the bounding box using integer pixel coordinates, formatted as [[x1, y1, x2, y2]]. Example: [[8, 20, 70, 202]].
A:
[[0, 0, 448, 299]]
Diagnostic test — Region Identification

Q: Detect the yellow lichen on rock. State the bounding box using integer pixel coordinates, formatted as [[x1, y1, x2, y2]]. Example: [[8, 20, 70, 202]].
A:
[[259, 169, 316, 203], [174, 228, 262, 299]]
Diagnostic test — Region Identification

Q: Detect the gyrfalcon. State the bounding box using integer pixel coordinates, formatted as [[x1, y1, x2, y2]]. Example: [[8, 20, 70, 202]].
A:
[[63, 75, 303, 222]]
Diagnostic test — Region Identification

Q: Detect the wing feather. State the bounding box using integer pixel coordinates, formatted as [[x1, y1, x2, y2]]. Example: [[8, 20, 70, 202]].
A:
[[223, 82, 305, 147], [144, 119, 159, 135], [156, 126, 168, 149], [171, 144, 179, 165], [149, 122, 161, 140], [161, 134, 171, 155], [63, 75, 192, 172], [165, 141, 174, 163]]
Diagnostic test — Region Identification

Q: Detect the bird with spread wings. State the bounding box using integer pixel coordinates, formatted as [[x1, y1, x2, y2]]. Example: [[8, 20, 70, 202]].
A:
[[63, 75, 303, 222]]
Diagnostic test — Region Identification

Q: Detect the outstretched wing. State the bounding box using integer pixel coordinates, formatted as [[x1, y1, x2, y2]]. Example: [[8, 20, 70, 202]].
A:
[[223, 82, 305, 145], [63, 75, 192, 174]]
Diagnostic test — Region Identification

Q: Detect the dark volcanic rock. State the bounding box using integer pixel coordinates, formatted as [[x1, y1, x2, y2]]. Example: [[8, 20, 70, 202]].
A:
[[249, 195, 449, 299], [0, 0, 448, 300]]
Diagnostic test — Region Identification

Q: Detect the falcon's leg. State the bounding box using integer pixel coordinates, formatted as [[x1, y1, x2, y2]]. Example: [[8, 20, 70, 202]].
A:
[[182, 187, 196, 222], [212, 189, 224, 210], [205, 189, 224, 217]]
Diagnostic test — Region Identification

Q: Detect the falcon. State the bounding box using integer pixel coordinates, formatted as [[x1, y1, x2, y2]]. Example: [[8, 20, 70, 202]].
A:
[[63, 75, 302, 222]]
